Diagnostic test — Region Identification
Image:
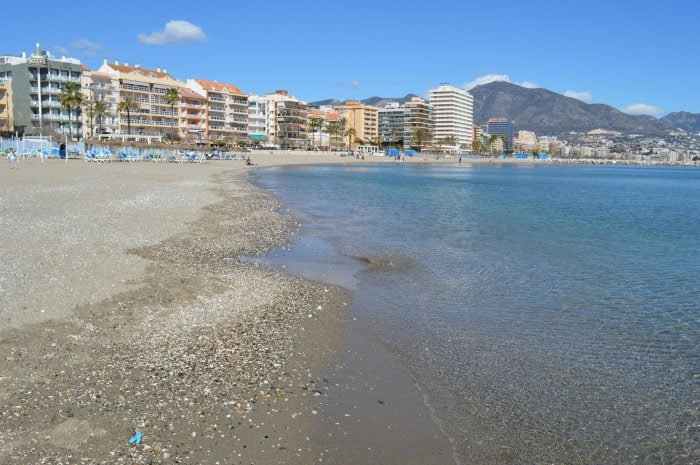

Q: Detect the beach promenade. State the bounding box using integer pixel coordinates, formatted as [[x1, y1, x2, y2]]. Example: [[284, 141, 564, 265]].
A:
[[0, 154, 455, 464]]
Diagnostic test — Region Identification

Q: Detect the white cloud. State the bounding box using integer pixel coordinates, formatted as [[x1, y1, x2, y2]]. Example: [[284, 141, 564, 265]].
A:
[[463, 74, 510, 90], [463, 75, 538, 90], [138, 20, 206, 45], [350, 80, 362, 89], [519, 81, 539, 89], [564, 90, 593, 103], [71, 38, 104, 57], [621, 103, 664, 116]]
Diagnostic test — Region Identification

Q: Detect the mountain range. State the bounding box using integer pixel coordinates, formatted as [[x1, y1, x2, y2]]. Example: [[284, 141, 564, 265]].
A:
[[312, 82, 700, 136]]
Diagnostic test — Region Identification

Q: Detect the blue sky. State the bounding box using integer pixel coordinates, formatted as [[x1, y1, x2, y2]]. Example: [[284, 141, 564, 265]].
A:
[[3, 0, 698, 117]]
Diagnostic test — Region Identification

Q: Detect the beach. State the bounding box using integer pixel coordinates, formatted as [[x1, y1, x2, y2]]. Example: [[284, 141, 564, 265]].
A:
[[0, 154, 455, 464]]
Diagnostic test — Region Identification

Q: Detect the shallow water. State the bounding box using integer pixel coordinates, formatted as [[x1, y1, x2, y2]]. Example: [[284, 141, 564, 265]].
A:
[[250, 163, 700, 464]]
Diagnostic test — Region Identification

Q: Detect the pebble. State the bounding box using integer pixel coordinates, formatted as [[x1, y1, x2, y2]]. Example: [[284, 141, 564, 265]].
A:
[[0, 165, 346, 464]]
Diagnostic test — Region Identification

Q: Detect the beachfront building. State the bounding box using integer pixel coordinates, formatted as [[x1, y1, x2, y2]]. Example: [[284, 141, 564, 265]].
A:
[[517, 130, 537, 153], [179, 87, 207, 145], [378, 102, 405, 148], [472, 124, 484, 152], [0, 43, 83, 138], [428, 83, 473, 151], [487, 118, 513, 151], [0, 78, 12, 137], [336, 100, 378, 148], [97, 59, 184, 142], [248, 94, 268, 146], [187, 79, 249, 146], [265, 90, 308, 149], [377, 97, 433, 150], [81, 69, 120, 140], [537, 135, 558, 154], [403, 97, 433, 150]]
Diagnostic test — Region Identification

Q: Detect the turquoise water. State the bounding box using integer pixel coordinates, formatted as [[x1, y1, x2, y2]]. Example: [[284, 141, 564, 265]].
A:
[[250, 163, 700, 464]]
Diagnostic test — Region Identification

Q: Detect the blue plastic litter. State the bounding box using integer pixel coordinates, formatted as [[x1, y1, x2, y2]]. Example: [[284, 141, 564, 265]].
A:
[[129, 431, 143, 445]]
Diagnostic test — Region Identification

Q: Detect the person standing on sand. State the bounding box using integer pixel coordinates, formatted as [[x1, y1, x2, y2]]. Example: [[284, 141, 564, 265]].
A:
[[7, 148, 18, 170]]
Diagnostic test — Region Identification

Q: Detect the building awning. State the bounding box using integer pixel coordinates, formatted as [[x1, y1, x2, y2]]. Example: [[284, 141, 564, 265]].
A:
[[249, 134, 266, 140]]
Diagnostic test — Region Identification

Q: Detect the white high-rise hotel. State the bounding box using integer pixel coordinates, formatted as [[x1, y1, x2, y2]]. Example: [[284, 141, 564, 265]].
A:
[[428, 83, 473, 150]]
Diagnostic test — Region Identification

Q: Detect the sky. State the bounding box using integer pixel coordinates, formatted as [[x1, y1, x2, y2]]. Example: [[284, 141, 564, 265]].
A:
[[2, 0, 698, 117]]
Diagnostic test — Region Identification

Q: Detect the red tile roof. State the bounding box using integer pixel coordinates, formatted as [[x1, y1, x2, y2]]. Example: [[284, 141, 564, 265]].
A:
[[192, 78, 245, 95], [108, 63, 173, 79]]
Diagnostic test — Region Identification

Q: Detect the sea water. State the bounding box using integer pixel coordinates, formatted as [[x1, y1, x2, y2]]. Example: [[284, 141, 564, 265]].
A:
[[249, 162, 699, 464]]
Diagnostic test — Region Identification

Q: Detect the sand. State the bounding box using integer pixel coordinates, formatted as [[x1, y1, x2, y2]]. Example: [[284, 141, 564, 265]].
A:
[[0, 154, 457, 464]]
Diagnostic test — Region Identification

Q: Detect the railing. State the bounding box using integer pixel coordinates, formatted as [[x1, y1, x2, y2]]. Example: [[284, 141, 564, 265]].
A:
[[120, 83, 150, 93]]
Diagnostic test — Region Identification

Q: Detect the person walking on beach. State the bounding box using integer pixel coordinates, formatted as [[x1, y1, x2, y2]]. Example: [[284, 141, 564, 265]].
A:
[[7, 148, 18, 170]]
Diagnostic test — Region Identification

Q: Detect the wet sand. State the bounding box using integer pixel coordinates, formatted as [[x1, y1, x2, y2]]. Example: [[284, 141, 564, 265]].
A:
[[0, 154, 456, 464]]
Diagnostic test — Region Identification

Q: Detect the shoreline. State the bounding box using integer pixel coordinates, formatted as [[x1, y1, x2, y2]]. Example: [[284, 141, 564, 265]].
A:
[[0, 158, 355, 463], [0, 156, 456, 464]]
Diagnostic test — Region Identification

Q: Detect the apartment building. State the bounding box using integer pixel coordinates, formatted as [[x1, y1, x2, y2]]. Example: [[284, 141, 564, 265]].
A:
[[378, 102, 405, 147], [377, 97, 432, 149], [403, 97, 432, 149], [487, 118, 513, 151], [98, 59, 184, 141], [265, 90, 308, 149], [0, 79, 12, 136], [428, 84, 473, 150], [248, 94, 268, 146], [81, 69, 119, 140], [472, 125, 484, 150], [517, 130, 537, 152], [0, 43, 83, 138], [179, 87, 207, 145], [187, 79, 248, 145], [336, 100, 378, 147]]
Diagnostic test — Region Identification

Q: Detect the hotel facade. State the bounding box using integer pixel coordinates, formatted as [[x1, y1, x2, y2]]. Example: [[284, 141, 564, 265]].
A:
[[428, 84, 474, 150]]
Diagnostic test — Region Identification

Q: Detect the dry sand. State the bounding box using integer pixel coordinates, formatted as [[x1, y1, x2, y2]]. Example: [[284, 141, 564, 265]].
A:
[[0, 153, 457, 464]]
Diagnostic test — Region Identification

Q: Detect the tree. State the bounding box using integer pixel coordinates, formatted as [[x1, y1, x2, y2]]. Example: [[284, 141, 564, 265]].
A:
[[93, 100, 111, 138], [471, 139, 485, 154], [164, 87, 180, 142], [309, 117, 325, 148], [117, 96, 141, 136], [345, 127, 357, 151], [325, 121, 340, 150], [82, 98, 95, 140], [339, 117, 347, 149], [500, 135, 509, 152], [59, 81, 83, 141], [438, 135, 457, 153], [487, 134, 499, 153], [411, 128, 432, 152]]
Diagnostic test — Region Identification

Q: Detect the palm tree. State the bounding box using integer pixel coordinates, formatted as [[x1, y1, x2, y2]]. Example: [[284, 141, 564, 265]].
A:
[[339, 117, 347, 149], [59, 81, 83, 141], [411, 128, 432, 152], [117, 96, 141, 136], [345, 127, 357, 151], [309, 117, 324, 148], [325, 121, 340, 151], [487, 134, 499, 154], [164, 87, 180, 142], [82, 98, 95, 140], [93, 100, 111, 137], [500, 135, 509, 153]]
